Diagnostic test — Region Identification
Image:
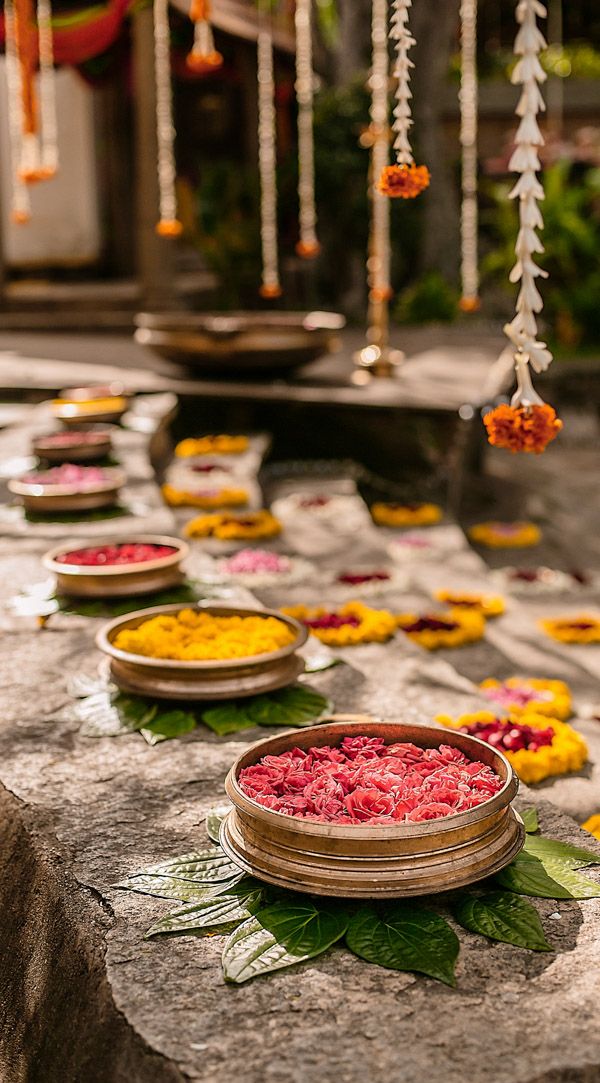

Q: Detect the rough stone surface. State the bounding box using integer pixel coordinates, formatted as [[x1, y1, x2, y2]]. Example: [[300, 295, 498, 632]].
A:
[[0, 404, 599, 1083]]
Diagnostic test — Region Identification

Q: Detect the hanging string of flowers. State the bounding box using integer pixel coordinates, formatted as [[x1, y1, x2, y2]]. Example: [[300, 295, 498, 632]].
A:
[[367, 0, 392, 303], [13, 0, 43, 183], [294, 0, 319, 259], [484, 0, 562, 454], [37, 0, 58, 179], [153, 0, 183, 237], [4, 0, 32, 223], [458, 0, 480, 312], [187, 0, 223, 72], [378, 0, 429, 199], [257, 2, 282, 298]]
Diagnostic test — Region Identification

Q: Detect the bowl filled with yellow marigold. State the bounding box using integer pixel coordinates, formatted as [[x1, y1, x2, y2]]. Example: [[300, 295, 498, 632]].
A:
[[97, 603, 308, 701]]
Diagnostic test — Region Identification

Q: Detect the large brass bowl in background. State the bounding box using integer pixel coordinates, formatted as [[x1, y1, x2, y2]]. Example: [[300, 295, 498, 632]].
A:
[[8, 467, 126, 513], [134, 311, 345, 375], [43, 534, 189, 598], [221, 718, 524, 898], [96, 602, 308, 700]]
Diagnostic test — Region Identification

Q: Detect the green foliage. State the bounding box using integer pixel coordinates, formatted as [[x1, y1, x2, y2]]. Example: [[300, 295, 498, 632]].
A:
[[495, 853, 600, 899], [393, 271, 459, 325], [451, 890, 552, 952], [521, 808, 539, 834], [222, 900, 349, 983], [345, 903, 459, 986], [482, 161, 600, 346]]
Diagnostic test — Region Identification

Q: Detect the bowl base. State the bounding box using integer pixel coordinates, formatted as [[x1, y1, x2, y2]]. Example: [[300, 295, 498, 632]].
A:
[[109, 653, 305, 701]]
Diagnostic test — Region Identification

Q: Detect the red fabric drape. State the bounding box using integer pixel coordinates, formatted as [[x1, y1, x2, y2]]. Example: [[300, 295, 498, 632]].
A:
[[0, 0, 142, 66]]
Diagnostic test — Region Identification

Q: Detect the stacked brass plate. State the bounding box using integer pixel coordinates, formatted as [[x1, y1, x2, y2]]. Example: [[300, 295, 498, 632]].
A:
[[43, 535, 189, 598], [53, 395, 129, 426], [8, 467, 126, 513], [96, 603, 308, 701], [33, 428, 113, 464], [221, 719, 524, 898]]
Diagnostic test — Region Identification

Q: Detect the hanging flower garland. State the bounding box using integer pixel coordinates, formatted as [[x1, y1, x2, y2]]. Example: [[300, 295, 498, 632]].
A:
[[4, 0, 32, 223], [153, 0, 183, 237], [257, 2, 282, 298], [484, 0, 562, 453], [378, 0, 429, 199], [294, 0, 319, 259], [187, 0, 222, 73], [37, 0, 58, 179], [458, 0, 479, 312], [366, 0, 392, 303]]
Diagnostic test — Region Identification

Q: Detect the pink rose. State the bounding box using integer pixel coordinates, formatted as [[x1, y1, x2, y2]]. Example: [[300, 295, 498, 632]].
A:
[[407, 802, 455, 822], [344, 787, 396, 822], [340, 736, 386, 760]]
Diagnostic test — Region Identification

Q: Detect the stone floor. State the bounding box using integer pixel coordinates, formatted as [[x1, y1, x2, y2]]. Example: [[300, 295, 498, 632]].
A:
[[0, 387, 599, 1083]]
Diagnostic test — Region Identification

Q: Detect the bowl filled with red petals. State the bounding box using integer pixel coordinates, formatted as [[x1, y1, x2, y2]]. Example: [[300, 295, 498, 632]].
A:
[[32, 427, 113, 464], [42, 535, 189, 597], [8, 463, 126, 513], [221, 717, 523, 898]]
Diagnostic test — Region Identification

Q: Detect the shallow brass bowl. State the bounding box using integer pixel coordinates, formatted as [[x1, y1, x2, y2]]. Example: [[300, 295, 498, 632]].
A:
[[42, 534, 189, 598], [96, 602, 308, 701], [8, 467, 126, 513], [32, 428, 113, 464], [221, 718, 524, 898]]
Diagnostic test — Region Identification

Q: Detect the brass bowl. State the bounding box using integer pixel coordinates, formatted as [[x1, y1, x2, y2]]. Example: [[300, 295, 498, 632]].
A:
[[32, 428, 113, 464], [134, 311, 345, 375], [8, 467, 126, 513], [221, 718, 524, 898], [42, 534, 189, 598], [53, 398, 128, 426], [59, 383, 132, 403], [96, 603, 308, 701]]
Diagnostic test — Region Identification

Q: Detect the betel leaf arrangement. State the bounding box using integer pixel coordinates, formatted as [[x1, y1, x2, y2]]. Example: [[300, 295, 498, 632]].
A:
[[116, 803, 600, 986], [63, 676, 333, 744]]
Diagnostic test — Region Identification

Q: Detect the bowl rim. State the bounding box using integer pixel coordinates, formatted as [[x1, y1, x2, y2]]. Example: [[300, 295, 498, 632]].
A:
[[8, 466, 126, 497], [96, 601, 308, 671], [225, 719, 518, 838], [42, 534, 189, 577]]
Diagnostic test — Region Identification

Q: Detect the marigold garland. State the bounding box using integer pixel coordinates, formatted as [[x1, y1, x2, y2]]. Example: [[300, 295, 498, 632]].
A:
[[540, 615, 600, 645], [468, 521, 540, 549], [162, 484, 248, 509], [281, 602, 397, 647], [480, 677, 572, 720], [184, 510, 281, 541], [396, 609, 485, 650], [174, 435, 249, 458], [582, 815, 600, 842], [187, 0, 223, 71], [437, 710, 588, 785], [435, 589, 505, 618], [371, 502, 442, 528], [377, 163, 430, 199], [113, 608, 296, 662], [484, 403, 562, 454]]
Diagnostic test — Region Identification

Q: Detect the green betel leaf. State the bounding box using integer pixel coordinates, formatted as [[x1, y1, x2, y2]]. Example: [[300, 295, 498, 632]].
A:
[[245, 685, 332, 728], [77, 692, 157, 737], [206, 804, 232, 844], [135, 849, 244, 884], [345, 904, 459, 986], [140, 708, 198, 745], [116, 874, 234, 903], [495, 853, 600, 899], [222, 900, 349, 984], [523, 834, 600, 868], [521, 808, 539, 834], [451, 890, 552, 952], [201, 703, 256, 737], [146, 887, 264, 939]]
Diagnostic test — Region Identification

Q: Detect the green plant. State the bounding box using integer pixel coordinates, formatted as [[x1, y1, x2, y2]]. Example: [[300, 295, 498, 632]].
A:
[[393, 271, 459, 325]]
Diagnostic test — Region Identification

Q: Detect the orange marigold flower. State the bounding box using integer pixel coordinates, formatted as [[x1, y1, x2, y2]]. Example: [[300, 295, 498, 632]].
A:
[[11, 209, 31, 225], [259, 283, 283, 299], [369, 286, 394, 303], [484, 403, 562, 454], [378, 163, 430, 199], [459, 296, 481, 313], [156, 219, 184, 238], [186, 49, 223, 72], [295, 239, 321, 259]]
